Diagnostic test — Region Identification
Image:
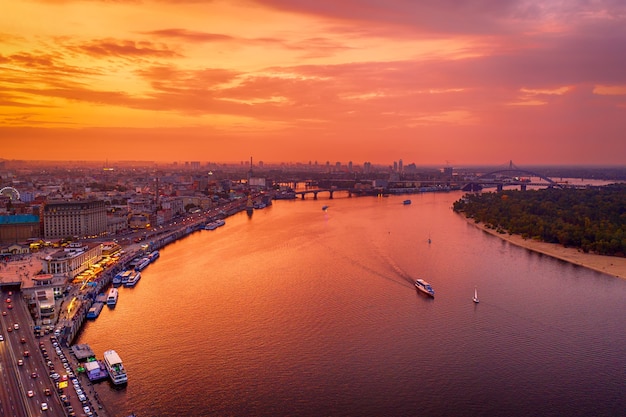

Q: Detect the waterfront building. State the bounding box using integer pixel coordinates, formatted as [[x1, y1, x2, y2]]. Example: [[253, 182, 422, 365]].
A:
[[107, 215, 128, 234], [128, 213, 150, 229], [32, 287, 56, 319], [43, 200, 107, 239], [0, 214, 41, 244], [42, 242, 102, 280], [160, 197, 185, 216], [127, 197, 154, 215], [0, 242, 31, 256]]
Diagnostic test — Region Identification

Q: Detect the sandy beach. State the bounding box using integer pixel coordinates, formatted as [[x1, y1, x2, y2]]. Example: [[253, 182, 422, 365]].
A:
[[463, 215, 626, 280]]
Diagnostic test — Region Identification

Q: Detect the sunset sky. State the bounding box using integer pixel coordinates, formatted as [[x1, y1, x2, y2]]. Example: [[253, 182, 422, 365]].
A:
[[1, 0, 625, 166]]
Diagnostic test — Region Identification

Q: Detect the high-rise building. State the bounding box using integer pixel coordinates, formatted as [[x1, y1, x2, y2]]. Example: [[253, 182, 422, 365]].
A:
[[43, 200, 107, 239]]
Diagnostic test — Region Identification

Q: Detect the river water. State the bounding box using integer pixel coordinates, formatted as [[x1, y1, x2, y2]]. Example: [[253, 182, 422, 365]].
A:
[[77, 191, 626, 417]]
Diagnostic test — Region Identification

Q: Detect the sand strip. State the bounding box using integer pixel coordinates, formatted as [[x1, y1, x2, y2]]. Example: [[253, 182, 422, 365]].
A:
[[462, 215, 626, 280]]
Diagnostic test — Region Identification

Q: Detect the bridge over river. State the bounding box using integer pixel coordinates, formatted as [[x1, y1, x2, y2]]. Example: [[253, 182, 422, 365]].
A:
[[288, 161, 585, 199], [460, 161, 572, 191]]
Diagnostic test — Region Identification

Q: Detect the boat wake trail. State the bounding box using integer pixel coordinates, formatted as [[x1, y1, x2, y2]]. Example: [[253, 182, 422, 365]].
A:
[[319, 241, 409, 288], [369, 236, 415, 287]]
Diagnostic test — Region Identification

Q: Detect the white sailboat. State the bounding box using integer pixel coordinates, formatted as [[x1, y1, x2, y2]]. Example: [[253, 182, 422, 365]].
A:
[[473, 287, 479, 303]]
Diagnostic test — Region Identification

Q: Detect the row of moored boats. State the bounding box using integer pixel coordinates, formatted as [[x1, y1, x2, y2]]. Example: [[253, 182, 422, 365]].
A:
[[88, 250, 162, 317]]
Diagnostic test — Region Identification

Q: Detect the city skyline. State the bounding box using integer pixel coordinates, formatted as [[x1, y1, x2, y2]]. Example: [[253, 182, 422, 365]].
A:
[[2, 0, 626, 165]]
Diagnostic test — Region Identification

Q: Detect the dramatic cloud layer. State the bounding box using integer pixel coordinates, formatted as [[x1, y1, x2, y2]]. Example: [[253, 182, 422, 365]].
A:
[[1, 0, 625, 165]]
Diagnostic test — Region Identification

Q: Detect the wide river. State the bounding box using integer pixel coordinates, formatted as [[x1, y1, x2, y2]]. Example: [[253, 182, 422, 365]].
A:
[[77, 191, 626, 417]]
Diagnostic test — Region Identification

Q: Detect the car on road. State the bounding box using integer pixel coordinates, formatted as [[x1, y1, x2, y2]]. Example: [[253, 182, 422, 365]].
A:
[[27, 390, 34, 397], [23, 350, 30, 357], [13, 323, 19, 330], [41, 402, 48, 411], [2, 311, 6, 315], [7, 304, 12, 309], [31, 372, 37, 378], [17, 359, 23, 366], [44, 388, 51, 396], [0, 335, 3, 341], [20, 337, 26, 343], [5, 297, 10, 303], [7, 326, 12, 332]]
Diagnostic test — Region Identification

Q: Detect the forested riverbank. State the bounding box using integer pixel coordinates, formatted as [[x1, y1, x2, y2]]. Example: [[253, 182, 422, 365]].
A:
[[453, 183, 626, 257]]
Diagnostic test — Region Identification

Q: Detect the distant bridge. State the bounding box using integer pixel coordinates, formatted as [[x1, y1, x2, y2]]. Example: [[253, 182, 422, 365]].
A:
[[462, 161, 562, 192], [295, 188, 355, 199]]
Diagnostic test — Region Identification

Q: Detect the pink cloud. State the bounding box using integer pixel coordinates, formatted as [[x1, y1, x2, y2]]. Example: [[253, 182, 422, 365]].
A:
[[69, 38, 181, 59]]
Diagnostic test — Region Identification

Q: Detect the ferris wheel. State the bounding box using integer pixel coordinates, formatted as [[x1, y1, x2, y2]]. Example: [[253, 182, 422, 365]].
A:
[[0, 186, 20, 201]]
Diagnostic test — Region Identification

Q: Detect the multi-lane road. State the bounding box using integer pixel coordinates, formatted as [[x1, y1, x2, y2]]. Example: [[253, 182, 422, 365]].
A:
[[0, 291, 66, 417]]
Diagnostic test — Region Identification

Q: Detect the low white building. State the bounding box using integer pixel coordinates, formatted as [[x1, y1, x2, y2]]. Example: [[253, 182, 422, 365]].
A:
[[42, 242, 102, 280]]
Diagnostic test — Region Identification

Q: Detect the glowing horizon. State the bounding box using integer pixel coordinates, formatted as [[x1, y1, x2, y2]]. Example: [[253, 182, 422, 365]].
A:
[[1, 0, 625, 165]]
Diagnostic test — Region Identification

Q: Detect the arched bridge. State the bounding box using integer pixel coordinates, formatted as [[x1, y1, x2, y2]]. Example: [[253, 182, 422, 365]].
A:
[[462, 161, 562, 192], [295, 188, 355, 199]]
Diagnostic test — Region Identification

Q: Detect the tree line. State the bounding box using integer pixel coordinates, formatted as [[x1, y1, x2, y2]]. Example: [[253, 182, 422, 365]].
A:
[[452, 183, 626, 257]]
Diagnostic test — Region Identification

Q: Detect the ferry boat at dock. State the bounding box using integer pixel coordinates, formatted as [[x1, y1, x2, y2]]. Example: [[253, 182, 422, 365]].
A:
[[415, 279, 435, 297], [124, 271, 141, 287], [148, 250, 159, 262], [103, 349, 128, 385], [205, 222, 219, 230], [87, 302, 104, 319], [135, 257, 150, 271], [119, 270, 134, 285], [112, 272, 124, 287], [106, 288, 119, 306]]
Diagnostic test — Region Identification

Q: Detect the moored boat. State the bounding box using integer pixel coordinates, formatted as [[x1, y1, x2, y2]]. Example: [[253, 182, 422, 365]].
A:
[[112, 272, 123, 287], [415, 279, 435, 297], [148, 250, 159, 262], [403, 199, 412, 205], [135, 257, 150, 271], [124, 271, 141, 287], [103, 349, 128, 385], [106, 288, 119, 306], [205, 222, 219, 230], [87, 302, 104, 319]]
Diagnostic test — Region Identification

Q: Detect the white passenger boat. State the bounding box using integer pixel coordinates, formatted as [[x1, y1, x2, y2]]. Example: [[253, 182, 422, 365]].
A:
[[124, 271, 141, 287], [103, 349, 128, 385], [415, 279, 435, 297], [106, 288, 119, 306], [119, 270, 133, 285], [135, 257, 150, 271]]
